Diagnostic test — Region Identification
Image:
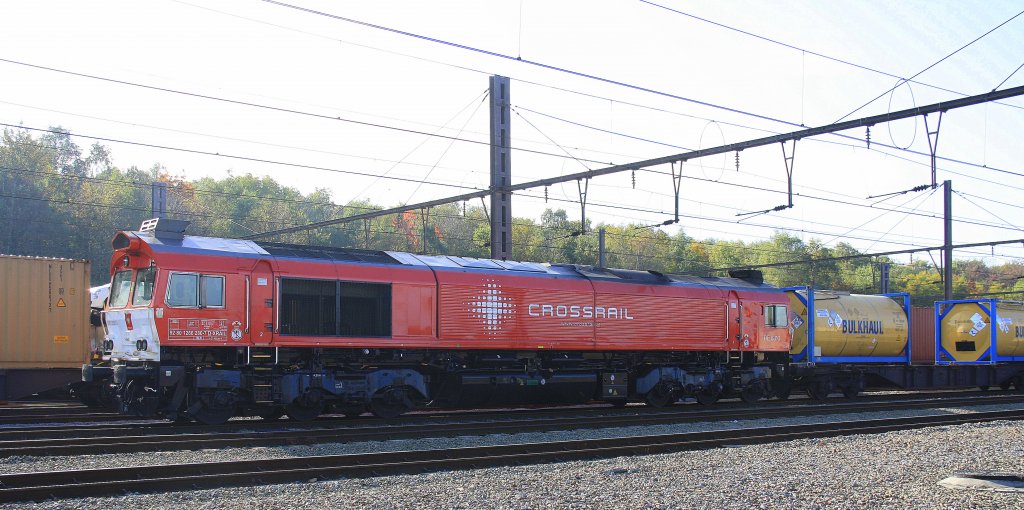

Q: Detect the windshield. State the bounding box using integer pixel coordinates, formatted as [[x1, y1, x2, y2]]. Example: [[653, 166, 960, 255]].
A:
[[132, 267, 157, 306], [108, 270, 133, 308]]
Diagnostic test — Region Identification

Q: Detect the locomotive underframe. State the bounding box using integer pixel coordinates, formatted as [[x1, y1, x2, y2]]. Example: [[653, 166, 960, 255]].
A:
[[90, 346, 781, 423]]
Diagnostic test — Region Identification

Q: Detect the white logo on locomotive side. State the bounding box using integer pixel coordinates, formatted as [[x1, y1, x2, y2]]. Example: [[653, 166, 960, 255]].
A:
[[527, 303, 634, 320], [467, 280, 516, 334]]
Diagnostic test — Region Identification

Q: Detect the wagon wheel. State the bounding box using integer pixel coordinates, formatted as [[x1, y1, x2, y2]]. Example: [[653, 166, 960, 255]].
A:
[[1015, 376, 1024, 394], [644, 382, 676, 408], [72, 382, 102, 408], [192, 390, 236, 425], [370, 386, 416, 419], [841, 386, 860, 399], [771, 380, 792, 400], [806, 380, 831, 400]]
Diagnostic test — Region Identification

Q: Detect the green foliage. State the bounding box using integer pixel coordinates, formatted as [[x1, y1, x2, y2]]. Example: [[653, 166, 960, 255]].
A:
[[1, 128, 1019, 307]]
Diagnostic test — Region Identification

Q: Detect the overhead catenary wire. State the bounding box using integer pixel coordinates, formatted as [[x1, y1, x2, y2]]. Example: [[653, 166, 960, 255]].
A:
[[171, 0, 1023, 187], [6, 130, 1023, 253], [248, 2, 1024, 180], [832, 7, 1024, 123], [4, 50, 1024, 183], [639, 0, 1024, 113]]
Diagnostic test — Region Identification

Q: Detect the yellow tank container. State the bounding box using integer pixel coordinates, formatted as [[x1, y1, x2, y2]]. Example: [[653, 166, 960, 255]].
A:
[[787, 289, 909, 358], [938, 300, 1024, 363]]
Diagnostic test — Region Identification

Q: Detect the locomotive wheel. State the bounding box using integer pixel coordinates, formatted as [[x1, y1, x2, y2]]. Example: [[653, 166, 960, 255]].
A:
[[190, 389, 237, 425], [258, 407, 285, 421], [192, 390, 236, 425], [285, 402, 323, 422], [193, 404, 234, 425], [370, 387, 415, 418], [121, 379, 159, 417], [841, 386, 860, 399], [335, 405, 366, 418], [644, 382, 676, 408], [739, 384, 763, 403], [695, 389, 720, 405], [286, 390, 325, 422], [1000, 379, 1013, 390]]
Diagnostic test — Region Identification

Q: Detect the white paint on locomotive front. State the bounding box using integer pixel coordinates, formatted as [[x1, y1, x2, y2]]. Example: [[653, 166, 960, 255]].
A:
[[103, 309, 161, 362]]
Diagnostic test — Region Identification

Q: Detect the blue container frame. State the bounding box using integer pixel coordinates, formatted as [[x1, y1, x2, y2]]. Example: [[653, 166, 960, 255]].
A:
[[784, 286, 912, 365], [934, 298, 1024, 365]]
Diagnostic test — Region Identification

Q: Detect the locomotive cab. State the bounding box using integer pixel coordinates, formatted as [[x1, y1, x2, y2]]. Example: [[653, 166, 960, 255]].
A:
[[103, 262, 161, 363]]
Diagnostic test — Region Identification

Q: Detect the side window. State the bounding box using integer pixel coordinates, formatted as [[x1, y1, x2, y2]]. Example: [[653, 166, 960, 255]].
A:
[[201, 275, 225, 308], [166, 273, 225, 308], [108, 270, 133, 308], [132, 267, 156, 306], [166, 273, 198, 307]]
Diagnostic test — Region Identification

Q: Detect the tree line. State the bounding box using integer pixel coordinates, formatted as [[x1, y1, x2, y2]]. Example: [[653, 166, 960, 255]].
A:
[[2, 128, 1021, 305]]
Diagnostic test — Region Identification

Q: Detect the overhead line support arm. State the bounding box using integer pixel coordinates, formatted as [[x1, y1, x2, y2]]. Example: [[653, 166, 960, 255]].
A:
[[247, 84, 1024, 240]]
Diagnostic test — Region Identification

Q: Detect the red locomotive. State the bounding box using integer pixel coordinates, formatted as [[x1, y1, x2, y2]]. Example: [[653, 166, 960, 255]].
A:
[[85, 219, 791, 424]]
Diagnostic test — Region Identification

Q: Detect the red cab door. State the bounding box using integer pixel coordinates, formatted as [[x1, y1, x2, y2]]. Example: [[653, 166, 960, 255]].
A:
[[250, 260, 275, 345]]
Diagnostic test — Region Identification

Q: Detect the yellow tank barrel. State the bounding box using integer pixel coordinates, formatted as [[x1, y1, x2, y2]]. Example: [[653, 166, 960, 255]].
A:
[[787, 288, 910, 362], [937, 299, 1024, 363]]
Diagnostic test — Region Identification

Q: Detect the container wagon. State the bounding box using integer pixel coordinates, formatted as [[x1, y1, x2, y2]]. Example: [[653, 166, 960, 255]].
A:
[[0, 255, 92, 400]]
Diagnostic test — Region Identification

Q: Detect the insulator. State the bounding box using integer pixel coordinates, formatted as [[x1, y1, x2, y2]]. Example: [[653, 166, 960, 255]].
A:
[[735, 151, 740, 172], [866, 126, 872, 149], [544, 186, 548, 203], [631, 170, 636, 189]]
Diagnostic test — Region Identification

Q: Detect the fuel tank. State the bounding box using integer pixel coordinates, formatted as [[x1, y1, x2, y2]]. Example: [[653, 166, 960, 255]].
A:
[[938, 300, 1024, 362], [787, 289, 909, 358]]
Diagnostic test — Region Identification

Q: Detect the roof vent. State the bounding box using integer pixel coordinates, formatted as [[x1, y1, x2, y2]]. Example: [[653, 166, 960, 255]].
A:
[[139, 218, 190, 240], [728, 269, 764, 285]]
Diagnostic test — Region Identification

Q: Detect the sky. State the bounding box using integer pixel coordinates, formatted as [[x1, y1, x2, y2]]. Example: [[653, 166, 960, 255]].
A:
[[2, 0, 1023, 265]]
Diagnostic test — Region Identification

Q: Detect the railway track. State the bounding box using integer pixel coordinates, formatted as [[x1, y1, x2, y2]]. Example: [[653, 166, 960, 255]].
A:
[[2, 409, 1022, 503], [0, 387, 1007, 426], [1, 393, 1021, 457], [0, 403, 123, 425]]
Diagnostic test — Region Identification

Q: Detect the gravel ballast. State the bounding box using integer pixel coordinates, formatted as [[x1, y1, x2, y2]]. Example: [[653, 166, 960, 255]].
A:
[[5, 404, 1024, 509]]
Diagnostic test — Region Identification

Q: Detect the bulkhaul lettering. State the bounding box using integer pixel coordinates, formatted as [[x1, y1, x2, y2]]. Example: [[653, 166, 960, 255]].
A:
[[840, 320, 884, 335], [527, 303, 634, 320]]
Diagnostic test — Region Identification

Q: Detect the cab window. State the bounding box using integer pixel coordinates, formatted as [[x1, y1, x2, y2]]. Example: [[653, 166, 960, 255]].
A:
[[764, 304, 788, 328], [201, 275, 225, 307], [132, 267, 157, 306], [108, 270, 133, 308], [166, 272, 225, 308]]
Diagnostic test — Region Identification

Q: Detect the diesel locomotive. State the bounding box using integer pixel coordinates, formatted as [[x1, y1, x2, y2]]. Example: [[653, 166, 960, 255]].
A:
[[84, 219, 791, 424], [84, 219, 1024, 424]]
